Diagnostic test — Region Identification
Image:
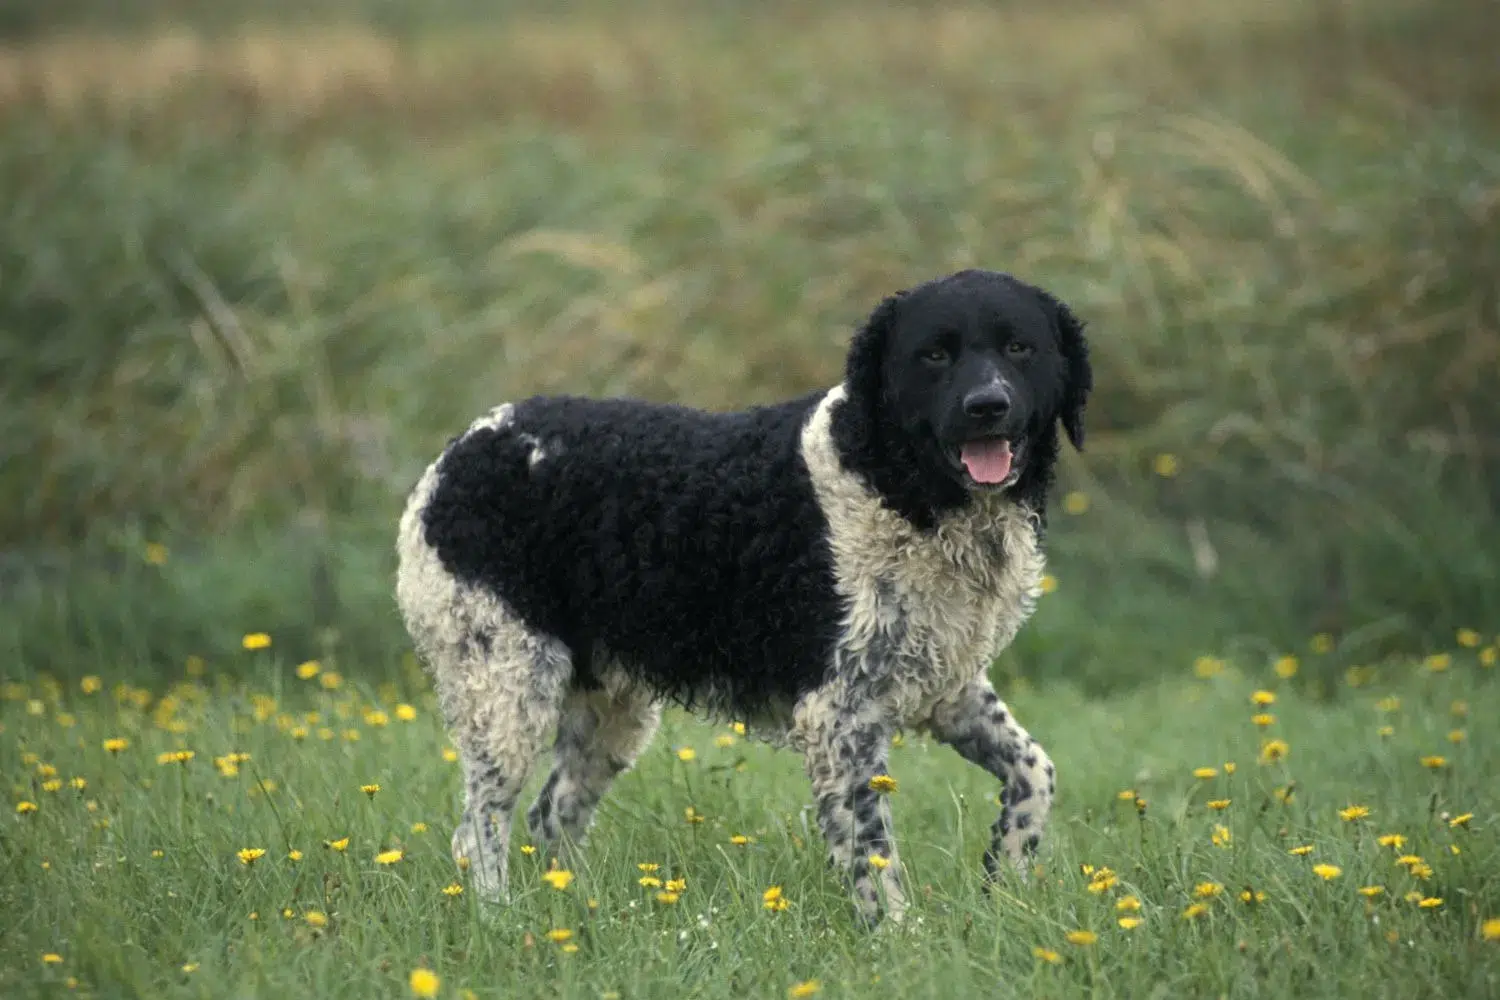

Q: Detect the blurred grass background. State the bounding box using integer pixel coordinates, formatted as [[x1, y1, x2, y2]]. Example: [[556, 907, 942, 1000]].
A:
[[2, 0, 1497, 693]]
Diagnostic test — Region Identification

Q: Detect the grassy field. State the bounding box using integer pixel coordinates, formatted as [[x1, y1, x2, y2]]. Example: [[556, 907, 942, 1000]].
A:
[[2, 0, 1499, 995], [4, 636, 1498, 998]]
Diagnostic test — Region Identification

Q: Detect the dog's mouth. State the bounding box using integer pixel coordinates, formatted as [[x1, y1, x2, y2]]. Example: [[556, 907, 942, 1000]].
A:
[[950, 437, 1024, 488]]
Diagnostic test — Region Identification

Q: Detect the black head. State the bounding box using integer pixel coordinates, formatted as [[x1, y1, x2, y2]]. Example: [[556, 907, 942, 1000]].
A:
[[831, 269, 1092, 529]]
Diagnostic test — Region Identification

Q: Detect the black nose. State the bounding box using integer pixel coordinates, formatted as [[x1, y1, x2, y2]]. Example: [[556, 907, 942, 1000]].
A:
[[963, 384, 1012, 421]]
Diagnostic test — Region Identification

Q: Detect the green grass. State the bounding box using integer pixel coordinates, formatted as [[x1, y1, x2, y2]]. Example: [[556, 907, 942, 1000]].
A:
[[3, 645, 1498, 998]]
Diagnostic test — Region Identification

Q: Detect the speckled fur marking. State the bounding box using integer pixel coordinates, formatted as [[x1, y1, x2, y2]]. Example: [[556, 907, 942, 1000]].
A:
[[788, 386, 1050, 920]]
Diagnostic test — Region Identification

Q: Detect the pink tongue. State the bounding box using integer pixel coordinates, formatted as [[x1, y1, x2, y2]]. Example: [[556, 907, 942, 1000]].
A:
[[960, 440, 1013, 483]]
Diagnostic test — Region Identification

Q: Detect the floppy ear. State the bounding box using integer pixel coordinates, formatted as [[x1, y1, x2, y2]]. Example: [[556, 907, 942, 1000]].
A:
[[842, 290, 906, 409], [1038, 289, 1092, 451]]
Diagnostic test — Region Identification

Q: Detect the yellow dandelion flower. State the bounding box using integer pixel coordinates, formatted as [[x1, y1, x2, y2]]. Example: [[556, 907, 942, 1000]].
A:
[[1193, 656, 1224, 679], [1065, 930, 1097, 946], [1358, 886, 1384, 898], [1212, 825, 1232, 848], [12, 800, 35, 816], [1420, 755, 1448, 769], [364, 710, 389, 728], [1260, 739, 1290, 764], [788, 981, 821, 998], [1404, 890, 1424, 904], [395, 704, 417, 721], [1063, 491, 1090, 515], [1481, 647, 1498, 667], [763, 886, 789, 911], [1182, 903, 1207, 920], [1289, 845, 1314, 856], [683, 806, 705, 824], [1312, 864, 1342, 880], [1153, 453, 1179, 477], [101, 737, 129, 754], [375, 849, 404, 865], [1378, 725, 1395, 738], [665, 877, 686, 893], [1418, 897, 1443, 909], [1040, 574, 1058, 595], [1223, 762, 1237, 775], [1451, 700, 1469, 717], [732, 721, 746, 735], [1117, 789, 1138, 801], [868, 854, 891, 871], [304, 910, 328, 928], [342, 729, 360, 742], [638, 862, 659, 873], [443, 883, 464, 896], [1481, 918, 1500, 941], [1273, 656, 1299, 679], [714, 734, 736, 748], [237, 848, 267, 865], [1423, 653, 1451, 673], [1252, 713, 1275, 727], [1193, 767, 1218, 780], [288, 849, 304, 861], [1338, 805, 1371, 822], [1457, 628, 1482, 648], [1207, 799, 1231, 811], [1240, 889, 1267, 904], [1378, 834, 1406, 849], [79, 676, 102, 695], [41, 952, 65, 965], [441, 747, 459, 763], [544, 928, 573, 943], [1448, 729, 1466, 744], [1118, 916, 1143, 930], [319, 672, 343, 691], [242, 633, 272, 650], [868, 774, 898, 794], [1410, 862, 1434, 880], [676, 747, 696, 762], [656, 891, 681, 905], [639, 876, 662, 888], [1251, 689, 1276, 706], [1116, 895, 1142, 912], [325, 837, 350, 852], [151, 850, 164, 859], [361, 783, 380, 798], [1195, 882, 1223, 898], [730, 834, 753, 846], [295, 661, 321, 680], [1033, 947, 1062, 964], [144, 541, 169, 565], [408, 968, 440, 998], [40, 779, 61, 793], [181, 963, 199, 974], [1449, 813, 1473, 828], [1395, 853, 1423, 868], [542, 869, 574, 890]]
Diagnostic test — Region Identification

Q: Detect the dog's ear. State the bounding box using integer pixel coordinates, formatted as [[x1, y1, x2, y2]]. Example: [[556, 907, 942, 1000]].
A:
[[844, 290, 906, 407], [1037, 288, 1092, 451]]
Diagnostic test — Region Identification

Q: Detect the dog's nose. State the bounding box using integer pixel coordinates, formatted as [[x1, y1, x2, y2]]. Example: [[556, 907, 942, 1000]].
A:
[[963, 384, 1012, 421]]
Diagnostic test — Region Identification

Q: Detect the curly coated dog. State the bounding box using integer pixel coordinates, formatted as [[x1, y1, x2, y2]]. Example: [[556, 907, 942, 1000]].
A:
[[396, 268, 1092, 924]]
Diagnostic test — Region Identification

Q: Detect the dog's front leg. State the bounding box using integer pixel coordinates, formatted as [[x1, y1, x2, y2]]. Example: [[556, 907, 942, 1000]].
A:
[[794, 691, 906, 926], [927, 676, 1055, 881]]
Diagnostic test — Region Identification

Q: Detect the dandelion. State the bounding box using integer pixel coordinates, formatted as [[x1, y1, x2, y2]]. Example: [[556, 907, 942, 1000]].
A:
[[868, 854, 891, 871], [1065, 930, 1097, 946], [676, 747, 696, 762], [763, 886, 790, 912], [342, 729, 360, 742], [1117, 789, 1137, 801], [102, 738, 129, 754], [1377, 725, 1394, 738], [1250, 689, 1276, 707], [157, 750, 194, 765], [1358, 886, 1385, 898], [665, 877, 686, 893], [683, 806, 706, 824], [1118, 916, 1142, 930], [295, 661, 321, 680], [151, 850, 164, 859], [242, 633, 272, 650], [325, 837, 350, 852], [1195, 882, 1223, 899], [788, 981, 821, 998], [1193, 767, 1218, 779], [1207, 799, 1231, 811], [1116, 895, 1142, 912], [1481, 647, 1498, 667], [1223, 762, 1236, 775], [1448, 729, 1466, 744], [656, 891, 680, 905], [1273, 656, 1299, 679], [1378, 834, 1406, 849], [182, 964, 199, 974], [542, 869, 574, 890], [1252, 713, 1275, 727], [1240, 889, 1267, 904], [237, 848, 267, 865], [1420, 755, 1448, 769], [11, 801, 35, 816], [1312, 864, 1342, 881], [714, 734, 736, 748], [1212, 825, 1232, 848], [1451, 700, 1469, 717], [1040, 574, 1058, 594], [375, 849, 404, 865], [42, 953, 63, 964], [1450, 813, 1473, 828], [1481, 918, 1500, 942], [1153, 453, 1179, 477], [395, 704, 417, 721], [1033, 947, 1062, 964], [544, 928, 573, 943], [1182, 903, 1207, 920], [1259, 739, 1290, 764], [638, 862, 659, 873], [361, 784, 381, 798], [320, 672, 343, 691], [1289, 845, 1314, 856], [365, 710, 390, 728], [144, 542, 169, 565], [304, 911, 328, 928], [441, 747, 459, 763], [1338, 805, 1371, 822], [1193, 656, 1224, 679], [409, 968, 440, 998], [1063, 491, 1090, 515], [730, 834, 753, 846], [868, 774, 898, 794], [1423, 653, 1451, 673], [1418, 897, 1444, 909], [640, 876, 663, 889], [288, 849, 304, 861], [1456, 628, 1482, 647]]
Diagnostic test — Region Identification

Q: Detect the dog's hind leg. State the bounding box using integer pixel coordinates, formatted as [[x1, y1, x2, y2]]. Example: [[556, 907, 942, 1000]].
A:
[[525, 675, 661, 863], [926, 676, 1055, 880]]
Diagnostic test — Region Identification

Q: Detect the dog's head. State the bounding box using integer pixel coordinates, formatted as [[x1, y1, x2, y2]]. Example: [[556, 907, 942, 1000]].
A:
[[832, 269, 1092, 527]]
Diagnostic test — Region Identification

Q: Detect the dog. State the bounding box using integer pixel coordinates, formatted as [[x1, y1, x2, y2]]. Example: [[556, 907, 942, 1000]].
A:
[[395, 268, 1091, 924]]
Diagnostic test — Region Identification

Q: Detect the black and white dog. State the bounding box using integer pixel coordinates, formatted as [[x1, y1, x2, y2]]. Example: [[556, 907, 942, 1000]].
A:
[[396, 268, 1091, 923]]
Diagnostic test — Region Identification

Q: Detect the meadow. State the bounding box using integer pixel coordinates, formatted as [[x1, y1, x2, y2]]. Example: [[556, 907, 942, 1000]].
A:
[[2, 0, 1498, 995]]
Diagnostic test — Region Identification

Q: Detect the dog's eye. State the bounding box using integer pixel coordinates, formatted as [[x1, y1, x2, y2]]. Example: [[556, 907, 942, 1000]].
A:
[[1006, 341, 1034, 358], [919, 345, 951, 365]]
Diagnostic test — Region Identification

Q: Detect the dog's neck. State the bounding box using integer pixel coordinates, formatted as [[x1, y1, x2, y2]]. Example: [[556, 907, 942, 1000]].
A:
[[826, 382, 1054, 534]]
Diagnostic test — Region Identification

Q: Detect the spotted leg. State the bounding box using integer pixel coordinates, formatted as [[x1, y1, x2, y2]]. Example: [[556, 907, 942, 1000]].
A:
[[793, 690, 906, 926], [526, 680, 662, 864], [926, 676, 1055, 880]]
